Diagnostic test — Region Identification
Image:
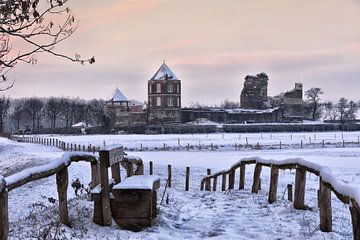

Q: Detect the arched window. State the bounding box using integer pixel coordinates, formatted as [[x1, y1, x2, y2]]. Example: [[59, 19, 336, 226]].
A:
[[156, 83, 161, 93], [156, 97, 161, 107], [168, 97, 174, 106], [167, 84, 173, 93]]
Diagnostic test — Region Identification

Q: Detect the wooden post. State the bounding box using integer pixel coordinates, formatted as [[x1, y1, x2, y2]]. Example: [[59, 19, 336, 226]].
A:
[[74, 144, 77, 152], [168, 165, 172, 188], [99, 150, 112, 226], [221, 173, 226, 191], [239, 164, 245, 190], [200, 180, 204, 191], [56, 167, 70, 227], [185, 167, 190, 191], [111, 162, 121, 184], [205, 169, 211, 191], [350, 200, 360, 240], [213, 175, 217, 191], [0, 190, 8, 240], [70, 143, 73, 151], [279, 141, 282, 149], [93, 146, 96, 154], [322, 140, 325, 147], [149, 161, 153, 175], [91, 162, 100, 189], [301, 140, 303, 149], [66, 143, 69, 151], [252, 164, 262, 193], [287, 184, 293, 202], [294, 168, 306, 210], [319, 178, 332, 232], [268, 166, 279, 204], [228, 169, 235, 190], [343, 140, 345, 147]]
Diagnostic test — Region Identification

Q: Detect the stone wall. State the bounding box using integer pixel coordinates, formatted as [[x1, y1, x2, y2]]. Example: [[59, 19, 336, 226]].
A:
[[240, 73, 269, 109], [283, 83, 303, 117]]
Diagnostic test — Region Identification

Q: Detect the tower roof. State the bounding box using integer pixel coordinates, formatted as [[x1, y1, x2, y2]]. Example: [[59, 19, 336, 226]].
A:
[[151, 62, 179, 80], [109, 87, 128, 102]]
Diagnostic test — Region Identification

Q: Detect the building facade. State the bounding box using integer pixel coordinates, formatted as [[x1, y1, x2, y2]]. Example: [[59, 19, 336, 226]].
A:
[[148, 62, 181, 123]]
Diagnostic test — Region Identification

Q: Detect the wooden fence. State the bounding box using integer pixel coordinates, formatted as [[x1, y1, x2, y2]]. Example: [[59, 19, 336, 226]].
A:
[[200, 157, 360, 240], [9, 135, 360, 152], [0, 146, 143, 240]]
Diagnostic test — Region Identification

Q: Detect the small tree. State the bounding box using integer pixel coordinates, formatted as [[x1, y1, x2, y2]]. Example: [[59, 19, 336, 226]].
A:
[[304, 87, 323, 120], [23, 97, 43, 130], [10, 99, 25, 131]]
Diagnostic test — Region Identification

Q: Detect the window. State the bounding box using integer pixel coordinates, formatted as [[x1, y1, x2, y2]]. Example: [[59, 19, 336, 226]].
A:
[[156, 97, 161, 107], [177, 84, 180, 93], [168, 97, 174, 106], [167, 84, 173, 93], [177, 97, 180, 107], [156, 83, 161, 93]]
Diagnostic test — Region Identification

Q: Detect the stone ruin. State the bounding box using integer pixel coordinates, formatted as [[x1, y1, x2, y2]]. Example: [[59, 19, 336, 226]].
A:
[[240, 72, 269, 109], [283, 83, 303, 117]]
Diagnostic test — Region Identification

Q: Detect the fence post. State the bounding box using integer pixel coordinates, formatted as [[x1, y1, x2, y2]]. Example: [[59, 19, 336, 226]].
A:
[[168, 165, 172, 188], [56, 167, 70, 227], [213, 175, 217, 191], [0, 190, 8, 240], [268, 166, 279, 204], [343, 140, 345, 148], [301, 140, 303, 149], [239, 164, 245, 190], [228, 169, 235, 190], [111, 162, 121, 184], [294, 168, 306, 210], [252, 164, 262, 194], [221, 173, 226, 191], [279, 141, 282, 149], [149, 161, 153, 175], [205, 169, 211, 191], [319, 178, 332, 232], [350, 200, 360, 240], [287, 184, 293, 202], [185, 167, 190, 191], [99, 150, 112, 226]]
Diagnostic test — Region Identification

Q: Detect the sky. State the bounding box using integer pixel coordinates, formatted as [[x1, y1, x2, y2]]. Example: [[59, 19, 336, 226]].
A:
[[6, 0, 360, 106]]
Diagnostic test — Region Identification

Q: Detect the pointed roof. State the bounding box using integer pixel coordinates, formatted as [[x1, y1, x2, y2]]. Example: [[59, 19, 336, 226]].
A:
[[109, 87, 128, 102], [151, 61, 179, 80]]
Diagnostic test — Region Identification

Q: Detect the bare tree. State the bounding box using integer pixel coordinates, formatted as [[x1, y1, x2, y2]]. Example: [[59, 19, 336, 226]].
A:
[[0, 0, 95, 90], [304, 87, 323, 120], [0, 95, 10, 133], [23, 97, 43, 130], [45, 97, 62, 128], [10, 98, 25, 131], [220, 99, 240, 109]]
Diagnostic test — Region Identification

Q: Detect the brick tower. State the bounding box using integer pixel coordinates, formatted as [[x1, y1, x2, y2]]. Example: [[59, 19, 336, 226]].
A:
[[148, 61, 181, 123]]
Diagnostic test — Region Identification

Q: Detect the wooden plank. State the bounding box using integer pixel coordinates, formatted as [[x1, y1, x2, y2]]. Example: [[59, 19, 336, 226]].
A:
[[56, 168, 70, 227], [239, 164, 245, 190], [108, 147, 125, 166], [91, 162, 100, 189], [268, 166, 279, 204], [287, 184, 293, 202], [294, 168, 306, 210], [0, 190, 8, 240], [252, 164, 262, 194], [99, 150, 112, 226], [205, 169, 211, 191], [111, 162, 121, 184], [319, 178, 332, 232]]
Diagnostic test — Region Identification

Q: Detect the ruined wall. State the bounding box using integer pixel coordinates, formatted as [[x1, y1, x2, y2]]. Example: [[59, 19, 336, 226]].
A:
[[283, 83, 303, 117], [240, 73, 269, 109]]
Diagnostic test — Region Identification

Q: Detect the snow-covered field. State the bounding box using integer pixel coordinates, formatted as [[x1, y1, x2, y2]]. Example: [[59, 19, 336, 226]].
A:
[[1, 134, 360, 239], [39, 131, 360, 151]]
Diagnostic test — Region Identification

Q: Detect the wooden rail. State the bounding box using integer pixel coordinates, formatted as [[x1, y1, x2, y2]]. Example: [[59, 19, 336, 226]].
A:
[[200, 157, 360, 240], [0, 144, 143, 240]]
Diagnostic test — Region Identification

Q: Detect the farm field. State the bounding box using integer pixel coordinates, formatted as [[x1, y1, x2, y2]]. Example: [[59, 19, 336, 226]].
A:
[[1, 134, 360, 239], [40, 131, 360, 151]]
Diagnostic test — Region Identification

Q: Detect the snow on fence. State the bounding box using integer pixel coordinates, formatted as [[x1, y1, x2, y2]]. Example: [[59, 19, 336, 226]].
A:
[[200, 157, 360, 240], [0, 146, 144, 240]]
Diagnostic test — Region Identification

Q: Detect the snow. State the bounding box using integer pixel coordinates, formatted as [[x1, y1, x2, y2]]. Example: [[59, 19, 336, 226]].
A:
[[113, 175, 160, 190], [1, 135, 360, 239], [71, 122, 93, 128], [151, 62, 178, 80], [108, 87, 128, 102]]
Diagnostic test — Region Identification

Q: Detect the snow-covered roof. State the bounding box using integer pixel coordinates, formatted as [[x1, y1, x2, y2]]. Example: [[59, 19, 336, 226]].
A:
[[109, 87, 128, 102], [151, 62, 179, 80], [71, 122, 93, 128]]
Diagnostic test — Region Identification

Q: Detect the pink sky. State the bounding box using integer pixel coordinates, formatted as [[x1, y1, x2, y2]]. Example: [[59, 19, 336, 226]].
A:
[[6, 0, 360, 105]]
